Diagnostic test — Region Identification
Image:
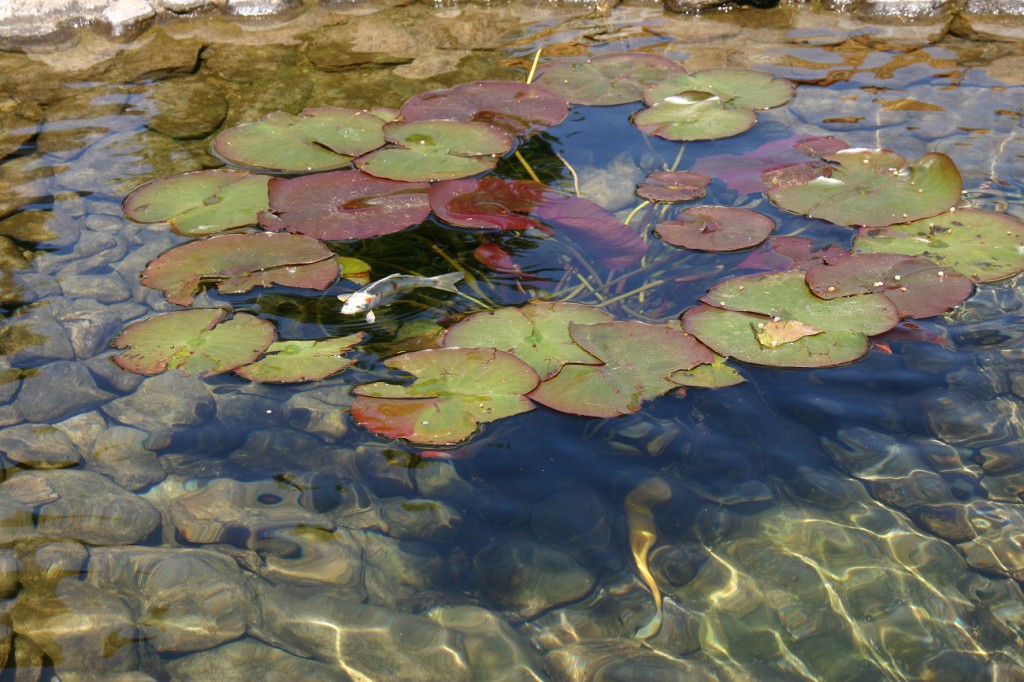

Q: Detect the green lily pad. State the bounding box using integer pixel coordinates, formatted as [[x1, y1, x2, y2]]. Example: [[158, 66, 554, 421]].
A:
[[400, 80, 568, 135], [682, 270, 899, 368], [441, 300, 614, 380], [636, 171, 710, 203], [529, 321, 713, 418], [355, 119, 514, 182], [643, 68, 795, 111], [122, 169, 270, 237], [853, 208, 1024, 283], [532, 52, 686, 106], [805, 252, 974, 318], [767, 149, 962, 228], [235, 333, 366, 383], [211, 107, 387, 174], [142, 232, 338, 306], [351, 347, 540, 446], [655, 206, 775, 252], [669, 352, 746, 389], [632, 93, 757, 142], [113, 309, 275, 377]]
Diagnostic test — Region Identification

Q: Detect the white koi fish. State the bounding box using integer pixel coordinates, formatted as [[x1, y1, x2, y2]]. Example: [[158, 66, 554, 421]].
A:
[[337, 272, 463, 323]]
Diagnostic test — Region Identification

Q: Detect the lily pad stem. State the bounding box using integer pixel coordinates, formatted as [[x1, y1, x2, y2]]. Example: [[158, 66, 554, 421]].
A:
[[596, 279, 665, 308], [556, 152, 581, 197], [526, 46, 543, 85], [575, 272, 606, 302], [624, 200, 651, 226], [515, 150, 542, 183], [430, 244, 492, 302]]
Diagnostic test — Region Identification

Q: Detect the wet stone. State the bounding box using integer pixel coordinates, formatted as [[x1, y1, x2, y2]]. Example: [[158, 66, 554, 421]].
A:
[[58, 272, 132, 304], [88, 425, 165, 491], [56, 299, 148, 360], [166, 637, 348, 682], [414, 459, 477, 504], [146, 77, 228, 140], [282, 387, 351, 443], [53, 410, 106, 454], [0, 422, 80, 469], [261, 526, 365, 597], [0, 550, 17, 598], [84, 351, 145, 394], [1, 306, 75, 364], [227, 429, 342, 478], [102, 371, 215, 443], [358, 532, 447, 609], [15, 361, 113, 424], [545, 639, 720, 682], [380, 497, 463, 543], [426, 605, 547, 682], [355, 445, 417, 496]]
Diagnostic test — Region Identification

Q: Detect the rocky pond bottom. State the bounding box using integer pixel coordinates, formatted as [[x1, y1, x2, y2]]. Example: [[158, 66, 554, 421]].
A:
[[1, 1, 1024, 680]]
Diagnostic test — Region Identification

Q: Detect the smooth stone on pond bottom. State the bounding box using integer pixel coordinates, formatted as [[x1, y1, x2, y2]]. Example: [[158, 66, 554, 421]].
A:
[[283, 388, 351, 443], [166, 637, 349, 682], [146, 77, 228, 140], [531, 487, 613, 561], [0, 550, 17, 597], [414, 459, 477, 504], [11, 580, 138, 673], [426, 605, 547, 682], [357, 532, 447, 609], [88, 425, 165, 491], [261, 526, 365, 597], [472, 536, 596, 621], [103, 371, 215, 442], [14, 360, 114, 424], [16, 541, 88, 589], [379, 497, 463, 543], [545, 639, 721, 682], [252, 580, 473, 681], [0, 423, 81, 469]]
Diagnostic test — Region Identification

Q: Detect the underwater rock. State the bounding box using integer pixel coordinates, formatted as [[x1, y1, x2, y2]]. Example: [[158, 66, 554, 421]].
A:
[[87, 546, 248, 652], [211, 383, 287, 431], [15, 360, 113, 424], [261, 526, 365, 598], [282, 386, 351, 443], [380, 497, 463, 543], [102, 371, 215, 443], [56, 299, 148, 359], [88, 424, 165, 491], [166, 637, 348, 682], [227, 429, 342, 478], [252, 580, 473, 681], [84, 351, 145, 394], [0, 422, 81, 469], [15, 540, 88, 589], [472, 536, 596, 621], [531, 487, 614, 562], [426, 605, 547, 682], [58, 272, 133, 304], [355, 444, 417, 497], [544, 639, 720, 681], [2, 305, 76, 364], [413, 459, 477, 504], [0, 550, 17, 598], [146, 77, 228, 140], [358, 532, 447, 609]]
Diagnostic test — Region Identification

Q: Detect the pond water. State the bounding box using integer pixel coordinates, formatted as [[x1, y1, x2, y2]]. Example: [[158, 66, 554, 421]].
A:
[[1, 1, 1024, 680]]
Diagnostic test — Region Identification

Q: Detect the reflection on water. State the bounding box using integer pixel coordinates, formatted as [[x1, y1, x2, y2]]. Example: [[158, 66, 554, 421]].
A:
[[0, 1, 1023, 679]]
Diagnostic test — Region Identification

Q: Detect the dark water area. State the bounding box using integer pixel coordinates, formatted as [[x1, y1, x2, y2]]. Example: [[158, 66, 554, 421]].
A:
[[0, 1, 1023, 680]]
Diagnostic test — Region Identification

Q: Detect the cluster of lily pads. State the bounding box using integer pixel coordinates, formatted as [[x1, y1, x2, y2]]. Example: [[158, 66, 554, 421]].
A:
[[115, 52, 1024, 447]]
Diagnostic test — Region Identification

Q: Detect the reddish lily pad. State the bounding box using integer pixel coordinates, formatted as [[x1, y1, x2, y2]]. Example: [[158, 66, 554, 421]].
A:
[[636, 171, 710, 203], [351, 347, 540, 446], [400, 80, 568, 135], [211, 108, 387, 174], [767, 149, 962, 228], [429, 178, 549, 232], [853, 208, 1024, 283], [142, 232, 338, 306], [691, 135, 849, 194], [113, 309, 275, 377], [235, 333, 366, 383], [442, 300, 614, 380], [805, 252, 974, 318], [738, 236, 850, 273], [682, 270, 899, 368], [123, 169, 270, 237], [532, 53, 686, 106], [655, 206, 775, 252], [259, 170, 430, 241], [529, 321, 713, 418], [355, 119, 514, 182]]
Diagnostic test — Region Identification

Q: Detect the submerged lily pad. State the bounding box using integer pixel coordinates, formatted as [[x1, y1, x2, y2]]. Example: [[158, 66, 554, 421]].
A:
[[655, 206, 775, 252], [534, 194, 645, 269], [473, 242, 535, 278], [142, 232, 338, 306], [636, 171, 710, 203], [529, 321, 713, 418], [853, 208, 1024, 283], [805, 252, 974, 318], [211, 108, 387, 174], [768, 149, 962, 228], [691, 135, 849, 194], [351, 347, 540, 446], [532, 53, 686, 106], [442, 300, 614, 379], [356, 119, 514, 182], [123, 169, 270, 237], [683, 270, 899, 367], [260, 170, 430, 240], [113, 309, 275, 377], [235, 333, 366, 383], [400, 80, 568, 135]]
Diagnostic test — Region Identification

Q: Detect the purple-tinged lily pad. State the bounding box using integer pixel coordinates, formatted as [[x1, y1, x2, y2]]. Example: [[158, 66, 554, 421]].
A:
[[235, 333, 366, 383], [805, 252, 974, 318], [655, 206, 775, 252], [400, 80, 568, 135], [211, 108, 387, 174], [260, 170, 430, 241], [643, 68, 796, 112], [737, 236, 850, 273], [691, 135, 849, 194], [113, 309, 275, 377], [669, 352, 746, 389], [767, 149, 962, 228], [442, 300, 614, 380], [142, 232, 338, 306], [429, 178, 549, 232], [355, 119, 514, 182], [683, 270, 899, 368], [853, 208, 1024, 283], [123, 169, 269, 237], [351, 347, 540, 446], [532, 52, 686, 106], [534, 193, 645, 269], [636, 171, 710, 203], [529, 320, 713, 418]]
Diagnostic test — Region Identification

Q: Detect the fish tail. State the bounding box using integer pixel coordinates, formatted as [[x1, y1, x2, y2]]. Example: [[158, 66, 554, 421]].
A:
[[426, 272, 464, 293]]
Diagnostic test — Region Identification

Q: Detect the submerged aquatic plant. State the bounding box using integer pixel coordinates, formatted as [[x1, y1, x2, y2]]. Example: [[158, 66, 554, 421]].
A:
[[116, 51, 1024, 447]]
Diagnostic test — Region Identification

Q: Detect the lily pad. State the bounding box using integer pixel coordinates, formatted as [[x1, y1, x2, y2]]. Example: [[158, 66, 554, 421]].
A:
[[669, 352, 746, 389], [737, 236, 850, 273], [534, 193, 645, 269], [532, 53, 686, 106], [632, 92, 757, 142], [691, 135, 849, 194], [235, 333, 366, 383], [643, 68, 795, 112], [655, 206, 775, 252], [351, 347, 540, 446], [123, 169, 270, 237], [682, 270, 899, 368], [113, 309, 275, 377], [636, 171, 710, 203], [356, 119, 514, 182], [441, 300, 614, 379], [767, 149, 962, 228], [211, 108, 387, 174], [853, 208, 1024, 283], [805, 252, 974, 318], [142, 232, 338, 306], [400, 80, 568, 135], [260, 170, 430, 241], [529, 321, 713, 418], [429, 178, 549, 232]]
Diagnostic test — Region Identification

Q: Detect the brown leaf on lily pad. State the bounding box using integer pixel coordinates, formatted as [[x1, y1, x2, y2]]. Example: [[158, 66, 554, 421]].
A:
[[754, 319, 824, 349]]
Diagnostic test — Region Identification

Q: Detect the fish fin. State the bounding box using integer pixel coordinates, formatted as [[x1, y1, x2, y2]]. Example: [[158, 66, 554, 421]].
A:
[[427, 271, 464, 293], [366, 310, 376, 324], [337, 294, 350, 302]]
